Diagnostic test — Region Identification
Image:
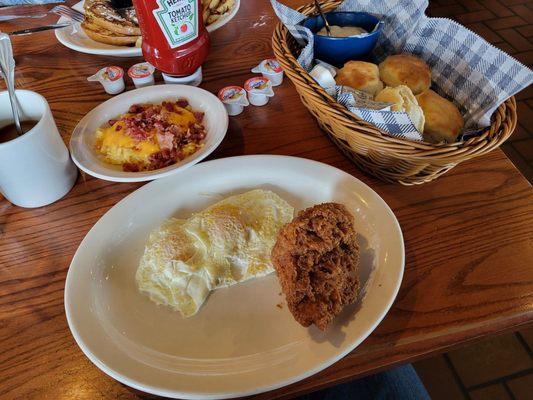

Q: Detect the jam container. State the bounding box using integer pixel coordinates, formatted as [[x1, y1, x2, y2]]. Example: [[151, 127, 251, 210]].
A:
[[218, 86, 249, 116], [251, 58, 284, 86], [87, 66, 125, 95], [162, 67, 202, 87], [244, 77, 274, 106], [128, 62, 155, 88], [309, 64, 336, 88]]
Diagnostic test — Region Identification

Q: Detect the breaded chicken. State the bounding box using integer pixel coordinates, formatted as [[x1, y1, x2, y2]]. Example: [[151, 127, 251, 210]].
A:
[[271, 203, 360, 331]]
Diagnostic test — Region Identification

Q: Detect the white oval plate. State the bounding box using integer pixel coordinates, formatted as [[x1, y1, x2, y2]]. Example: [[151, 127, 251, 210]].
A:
[[65, 155, 405, 399], [69, 84, 228, 182], [55, 0, 240, 57]]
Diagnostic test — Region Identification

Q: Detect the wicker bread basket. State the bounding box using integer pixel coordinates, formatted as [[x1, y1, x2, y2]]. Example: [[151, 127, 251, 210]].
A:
[[271, 0, 517, 185]]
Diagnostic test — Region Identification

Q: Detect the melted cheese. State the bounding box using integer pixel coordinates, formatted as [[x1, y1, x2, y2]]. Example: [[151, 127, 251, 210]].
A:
[[95, 106, 200, 168]]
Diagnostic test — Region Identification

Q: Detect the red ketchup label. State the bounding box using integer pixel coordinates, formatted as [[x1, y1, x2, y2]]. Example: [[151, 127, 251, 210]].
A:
[[263, 59, 283, 73], [152, 0, 199, 49], [218, 86, 245, 102], [244, 77, 271, 92], [102, 66, 124, 81], [128, 63, 154, 79]]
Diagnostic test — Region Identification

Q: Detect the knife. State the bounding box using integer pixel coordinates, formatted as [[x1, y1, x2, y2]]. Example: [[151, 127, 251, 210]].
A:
[[0, 14, 48, 22], [7, 23, 72, 36]]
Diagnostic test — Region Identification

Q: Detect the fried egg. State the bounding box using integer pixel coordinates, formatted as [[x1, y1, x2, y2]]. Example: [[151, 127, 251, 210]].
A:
[[136, 189, 294, 317]]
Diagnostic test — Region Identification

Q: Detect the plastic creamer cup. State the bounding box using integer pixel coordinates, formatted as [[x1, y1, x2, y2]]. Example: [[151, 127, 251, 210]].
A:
[[128, 62, 155, 88], [244, 77, 274, 106], [87, 66, 125, 95], [251, 58, 284, 86], [218, 86, 249, 116]]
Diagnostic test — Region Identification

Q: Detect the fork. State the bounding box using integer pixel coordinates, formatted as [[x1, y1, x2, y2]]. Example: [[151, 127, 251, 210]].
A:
[[51, 5, 85, 23]]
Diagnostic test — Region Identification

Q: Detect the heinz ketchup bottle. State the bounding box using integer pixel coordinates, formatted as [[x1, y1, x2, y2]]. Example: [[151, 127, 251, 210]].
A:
[[132, 0, 209, 82]]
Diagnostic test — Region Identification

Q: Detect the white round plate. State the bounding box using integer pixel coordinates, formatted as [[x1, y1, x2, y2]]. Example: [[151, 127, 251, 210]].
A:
[[69, 84, 228, 182], [65, 155, 405, 399], [55, 0, 240, 57], [205, 0, 241, 33]]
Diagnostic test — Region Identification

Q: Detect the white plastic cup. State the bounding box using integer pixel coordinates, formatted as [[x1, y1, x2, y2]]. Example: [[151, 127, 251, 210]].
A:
[[0, 90, 78, 208], [218, 86, 249, 116], [251, 59, 284, 86], [244, 77, 275, 106], [87, 66, 125, 95], [128, 62, 155, 88]]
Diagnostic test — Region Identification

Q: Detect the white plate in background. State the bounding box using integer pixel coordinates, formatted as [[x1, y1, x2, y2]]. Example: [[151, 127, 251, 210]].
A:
[[69, 84, 228, 182], [65, 155, 404, 399], [55, 0, 240, 57]]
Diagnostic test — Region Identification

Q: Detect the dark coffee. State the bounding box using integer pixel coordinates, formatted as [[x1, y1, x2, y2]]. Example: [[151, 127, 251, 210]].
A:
[[0, 120, 38, 144]]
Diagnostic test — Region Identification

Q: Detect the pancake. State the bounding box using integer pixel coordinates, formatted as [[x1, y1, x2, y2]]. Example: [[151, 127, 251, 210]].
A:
[[81, 16, 139, 46], [84, 0, 140, 36]]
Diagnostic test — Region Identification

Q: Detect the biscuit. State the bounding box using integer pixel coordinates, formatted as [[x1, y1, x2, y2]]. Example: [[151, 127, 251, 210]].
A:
[[375, 85, 425, 133], [416, 89, 464, 143], [379, 54, 431, 95], [271, 203, 359, 331], [335, 61, 384, 97]]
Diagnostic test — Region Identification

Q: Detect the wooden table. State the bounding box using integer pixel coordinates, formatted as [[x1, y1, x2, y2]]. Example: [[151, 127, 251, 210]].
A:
[[1, 1, 532, 399]]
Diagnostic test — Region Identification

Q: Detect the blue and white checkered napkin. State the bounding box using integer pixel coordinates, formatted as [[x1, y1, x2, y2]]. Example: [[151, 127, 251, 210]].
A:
[[271, 0, 533, 142]]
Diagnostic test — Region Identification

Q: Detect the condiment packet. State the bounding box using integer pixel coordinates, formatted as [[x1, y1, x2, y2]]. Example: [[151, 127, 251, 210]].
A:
[[271, 0, 533, 142], [128, 62, 155, 88], [244, 77, 275, 106], [87, 66, 125, 95], [309, 64, 336, 89], [218, 86, 249, 116], [251, 58, 284, 86], [315, 59, 337, 78]]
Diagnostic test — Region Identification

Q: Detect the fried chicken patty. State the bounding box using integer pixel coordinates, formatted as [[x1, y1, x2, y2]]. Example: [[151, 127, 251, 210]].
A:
[[271, 203, 360, 331]]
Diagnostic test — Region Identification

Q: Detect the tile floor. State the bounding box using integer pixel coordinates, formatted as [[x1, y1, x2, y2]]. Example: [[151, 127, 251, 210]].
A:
[[413, 1, 533, 399]]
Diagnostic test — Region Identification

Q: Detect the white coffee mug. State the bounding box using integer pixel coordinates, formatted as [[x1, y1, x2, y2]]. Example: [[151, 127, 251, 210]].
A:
[[0, 90, 78, 208]]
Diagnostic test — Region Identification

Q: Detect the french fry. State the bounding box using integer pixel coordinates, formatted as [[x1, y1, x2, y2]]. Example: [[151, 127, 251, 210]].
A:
[[201, 0, 235, 26], [206, 14, 221, 25]]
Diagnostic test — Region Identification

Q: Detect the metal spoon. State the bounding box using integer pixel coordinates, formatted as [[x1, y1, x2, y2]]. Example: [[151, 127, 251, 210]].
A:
[[0, 33, 23, 136], [313, 0, 331, 36]]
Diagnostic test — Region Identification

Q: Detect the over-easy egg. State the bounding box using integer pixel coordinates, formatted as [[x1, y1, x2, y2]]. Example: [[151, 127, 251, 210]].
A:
[[136, 189, 294, 317]]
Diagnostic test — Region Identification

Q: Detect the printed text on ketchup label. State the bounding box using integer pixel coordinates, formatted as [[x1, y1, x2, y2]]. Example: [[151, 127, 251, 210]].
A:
[[153, 0, 199, 49]]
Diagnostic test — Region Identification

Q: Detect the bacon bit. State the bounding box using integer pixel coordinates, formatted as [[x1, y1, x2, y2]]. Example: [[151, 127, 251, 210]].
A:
[[154, 121, 166, 132], [156, 132, 174, 150], [164, 102, 175, 112], [193, 112, 204, 122], [123, 163, 140, 172], [148, 149, 176, 170], [168, 124, 184, 136], [129, 127, 149, 141], [107, 99, 207, 172], [128, 104, 145, 114], [143, 109, 156, 120], [176, 99, 189, 108]]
